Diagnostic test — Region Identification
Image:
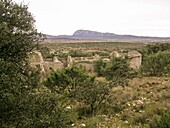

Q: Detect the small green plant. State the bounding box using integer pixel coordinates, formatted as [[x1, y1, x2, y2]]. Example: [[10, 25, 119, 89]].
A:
[[149, 110, 170, 128]]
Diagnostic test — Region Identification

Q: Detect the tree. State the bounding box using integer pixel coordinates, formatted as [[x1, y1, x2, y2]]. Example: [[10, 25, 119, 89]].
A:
[[0, 0, 70, 127]]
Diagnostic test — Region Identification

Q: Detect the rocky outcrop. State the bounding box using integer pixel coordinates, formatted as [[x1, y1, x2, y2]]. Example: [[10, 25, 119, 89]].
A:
[[29, 51, 64, 73], [73, 30, 118, 39], [112, 50, 142, 69], [45, 29, 170, 42]]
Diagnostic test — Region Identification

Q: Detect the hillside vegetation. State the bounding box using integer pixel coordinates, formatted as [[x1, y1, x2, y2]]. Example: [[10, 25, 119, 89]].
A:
[[1, 0, 170, 128]]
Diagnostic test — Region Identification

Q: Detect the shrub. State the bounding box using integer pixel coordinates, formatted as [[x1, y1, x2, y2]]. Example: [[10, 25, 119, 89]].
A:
[[104, 57, 134, 86], [141, 51, 170, 76], [94, 59, 106, 76], [75, 81, 109, 115], [39, 46, 53, 59], [45, 65, 89, 96], [18, 91, 71, 128], [69, 50, 92, 57], [142, 43, 170, 56], [45, 65, 110, 115], [149, 110, 170, 128]]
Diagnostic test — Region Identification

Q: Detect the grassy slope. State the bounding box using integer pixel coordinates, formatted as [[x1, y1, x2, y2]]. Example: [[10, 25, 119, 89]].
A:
[[71, 77, 170, 128]]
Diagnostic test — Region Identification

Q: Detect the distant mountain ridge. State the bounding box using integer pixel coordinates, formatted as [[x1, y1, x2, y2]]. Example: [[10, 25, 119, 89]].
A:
[[45, 29, 170, 41]]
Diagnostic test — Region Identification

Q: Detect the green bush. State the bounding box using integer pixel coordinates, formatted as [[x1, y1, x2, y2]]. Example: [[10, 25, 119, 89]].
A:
[[141, 51, 170, 76], [18, 91, 71, 128], [92, 51, 109, 56], [45, 65, 110, 115], [94, 57, 136, 86], [45, 65, 89, 96], [94, 59, 107, 76], [108, 57, 135, 86], [142, 43, 170, 56], [149, 110, 170, 128], [39, 46, 53, 59], [69, 50, 92, 57], [75, 81, 109, 115]]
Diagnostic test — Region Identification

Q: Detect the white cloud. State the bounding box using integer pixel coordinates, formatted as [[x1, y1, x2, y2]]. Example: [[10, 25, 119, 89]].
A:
[[13, 0, 170, 37]]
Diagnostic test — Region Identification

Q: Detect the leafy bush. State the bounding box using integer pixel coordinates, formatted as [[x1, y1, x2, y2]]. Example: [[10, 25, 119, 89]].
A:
[[45, 65, 110, 115], [69, 50, 92, 57], [149, 110, 170, 128], [17, 91, 71, 128], [142, 43, 170, 56], [141, 51, 170, 76], [94, 59, 107, 76], [39, 46, 53, 59], [92, 51, 109, 56], [45, 65, 89, 96], [94, 57, 135, 86], [75, 81, 109, 115], [57, 52, 69, 58]]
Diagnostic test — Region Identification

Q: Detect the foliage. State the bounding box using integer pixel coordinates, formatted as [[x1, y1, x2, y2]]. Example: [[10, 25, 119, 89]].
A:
[[57, 52, 69, 58], [41, 42, 144, 52], [94, 57, 135, 86], [94, 59, 107, 76], [71, 77, 170, 128], [75, 81, 109, 115], [150, 110, 170, 128], [0, 0, 40, 126], [105, 57, 131, 80], [141, 51, 170, 76], [15, 89, 71, 128], [142, 43, 170, 56], [92, 51, 109, 56], [0, 0, 70, 127], [69, 50, 92, 57], [38, 46, 53, 59], [0, 0, 42, 63], [45, 65, 110, 115], [45, 65, 89, 96]]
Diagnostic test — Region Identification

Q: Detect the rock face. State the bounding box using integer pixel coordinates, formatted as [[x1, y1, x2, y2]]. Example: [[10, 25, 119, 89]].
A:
[[73, 30, 117, 39], [112, 50, 142, 69], [29, 51, 64, 73], [28, 50, 142, 75], [46, 29, 170, 42], [67, 56, 74, 67], [28, 51, 45, 72], [127, 51, 142, 69]]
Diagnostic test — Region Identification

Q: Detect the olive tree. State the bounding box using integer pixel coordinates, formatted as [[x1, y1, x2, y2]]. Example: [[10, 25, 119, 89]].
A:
[[0, 0, 70, 127]]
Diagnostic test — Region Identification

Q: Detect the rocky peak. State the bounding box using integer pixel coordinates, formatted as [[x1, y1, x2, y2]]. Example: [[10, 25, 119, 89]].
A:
[[73, 29, 117, 39]]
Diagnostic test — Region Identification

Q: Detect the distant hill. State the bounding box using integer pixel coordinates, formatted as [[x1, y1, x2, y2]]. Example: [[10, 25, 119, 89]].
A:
[[45, 30, 170, 42]]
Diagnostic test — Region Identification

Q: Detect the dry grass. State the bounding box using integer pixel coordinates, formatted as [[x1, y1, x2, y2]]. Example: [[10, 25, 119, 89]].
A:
[[71, 77, 170, 128]]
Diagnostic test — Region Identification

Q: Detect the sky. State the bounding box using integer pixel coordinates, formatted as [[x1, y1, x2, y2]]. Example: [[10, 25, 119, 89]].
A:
[[13, 0, 170, 37]]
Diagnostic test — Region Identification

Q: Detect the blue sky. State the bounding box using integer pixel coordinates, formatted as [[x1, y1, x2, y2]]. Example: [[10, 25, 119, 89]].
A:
[[14, 0, 170, 37]]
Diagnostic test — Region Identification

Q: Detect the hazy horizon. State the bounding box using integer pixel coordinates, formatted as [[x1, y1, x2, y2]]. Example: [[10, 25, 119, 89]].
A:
[[14, 0, 170, 37]]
